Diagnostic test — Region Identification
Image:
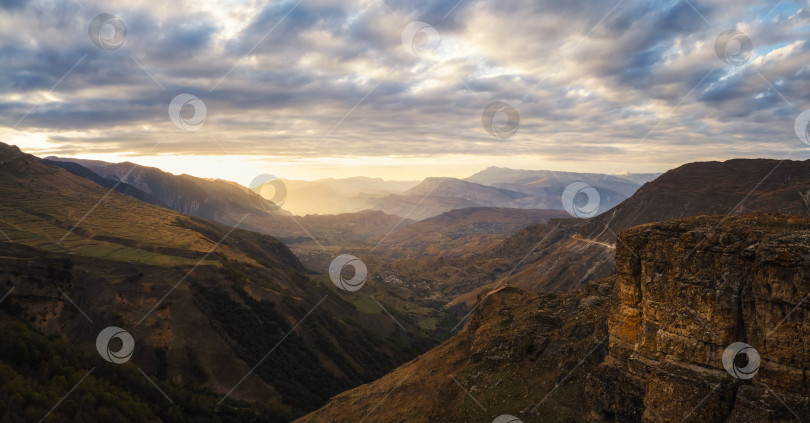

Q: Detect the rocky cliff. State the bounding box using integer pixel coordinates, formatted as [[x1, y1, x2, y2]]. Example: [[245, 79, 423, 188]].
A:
[[301, 214, 810, 422], [589, 214, 810, 422]]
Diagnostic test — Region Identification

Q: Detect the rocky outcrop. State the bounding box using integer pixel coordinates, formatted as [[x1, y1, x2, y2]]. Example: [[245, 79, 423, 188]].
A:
[[589, 215, 810, 422], [298, 214, 810, 422], [296, 282, 617, 423]]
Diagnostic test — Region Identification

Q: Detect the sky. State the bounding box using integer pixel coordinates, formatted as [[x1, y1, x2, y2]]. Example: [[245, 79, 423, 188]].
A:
[[2, 0, 810, 184]]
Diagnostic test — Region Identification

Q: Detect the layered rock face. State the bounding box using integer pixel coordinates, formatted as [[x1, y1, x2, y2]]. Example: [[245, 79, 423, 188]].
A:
[[301, 214, 809, 422], [589, 215, 810, 422]]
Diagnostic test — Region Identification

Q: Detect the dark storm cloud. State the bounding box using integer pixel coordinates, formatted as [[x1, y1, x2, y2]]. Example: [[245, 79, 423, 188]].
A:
[[0, 0, 26, 11]]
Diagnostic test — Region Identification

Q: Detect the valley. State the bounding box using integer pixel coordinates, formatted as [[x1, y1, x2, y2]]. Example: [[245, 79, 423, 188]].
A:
[[6, 1, 810, 421], [0, 144, 436, 421], [2, 142, 809, 422], [299, 215, 810, 422]]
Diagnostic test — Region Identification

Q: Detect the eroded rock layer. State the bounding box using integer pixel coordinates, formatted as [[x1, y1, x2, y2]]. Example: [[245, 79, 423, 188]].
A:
[[590, 215, 810, 422]]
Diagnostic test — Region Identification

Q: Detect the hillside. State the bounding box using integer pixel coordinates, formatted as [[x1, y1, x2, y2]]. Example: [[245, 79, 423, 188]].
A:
[[374, 207, 569, 258], [464, 167, 657, 191], [465, 167, 650, 212], [493, 158, 810, 293], [580, 159, 810, 242], [328, 158, 810, 368], [369, 174, 640, 221], [0, 143, 434, 421], [0, 308, 282, 422], [366, 177, 528, 221], [296, 282, 615, 423], [40, 158, 170, 208], [287, 158, 810, 335], [298, 215, 810, 422], [46, 156, 292, 221], [405, 178, 529, 203], [44, 157, 414, 246], [52, 159, 418, 218]]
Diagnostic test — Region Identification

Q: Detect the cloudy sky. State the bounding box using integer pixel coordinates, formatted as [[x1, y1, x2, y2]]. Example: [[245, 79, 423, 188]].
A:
[[1, 0, 810, 183]]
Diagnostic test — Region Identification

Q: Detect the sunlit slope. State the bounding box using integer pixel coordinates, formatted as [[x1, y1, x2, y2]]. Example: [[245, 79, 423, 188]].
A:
[[0, 143, 436, 421], [2, 144, 296, 268]]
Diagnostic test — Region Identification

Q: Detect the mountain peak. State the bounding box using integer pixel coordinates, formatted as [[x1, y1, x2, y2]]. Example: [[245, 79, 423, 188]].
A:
[[0, 142, 26, 160], [406, 177, 528, 200], [580, 157, 810, 242]]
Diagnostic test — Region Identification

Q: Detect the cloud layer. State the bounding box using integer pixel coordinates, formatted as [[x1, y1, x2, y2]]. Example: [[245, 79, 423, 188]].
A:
[[2, 0, 810, 177]]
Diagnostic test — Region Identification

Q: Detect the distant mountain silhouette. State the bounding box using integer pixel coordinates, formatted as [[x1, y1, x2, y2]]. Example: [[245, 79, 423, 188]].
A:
[[280, 176, 419, 215], [368, 177, 530, 221], [465, 166, 656, 212], [44, 157, 414, 245], [281, 169, 657, 220], [40, 158, 170, 207]]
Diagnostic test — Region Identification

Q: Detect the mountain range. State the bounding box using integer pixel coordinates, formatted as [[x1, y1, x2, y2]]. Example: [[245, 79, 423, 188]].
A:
[[43, 157, 415, 246], [48, 157, 657, 221], [1, 143, 809, 422]]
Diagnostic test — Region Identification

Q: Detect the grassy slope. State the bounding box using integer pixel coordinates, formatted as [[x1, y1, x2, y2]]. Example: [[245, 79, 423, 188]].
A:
[[0, 305, 299, 423], [0, 144, 436, 421]]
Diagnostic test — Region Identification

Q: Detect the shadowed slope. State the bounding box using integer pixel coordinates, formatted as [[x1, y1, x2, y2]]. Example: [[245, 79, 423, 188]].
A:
[[0, 143, 435, 421]]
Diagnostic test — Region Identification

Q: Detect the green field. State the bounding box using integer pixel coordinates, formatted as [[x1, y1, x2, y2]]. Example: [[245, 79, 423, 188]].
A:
[[352, 296, 382, 314], [417, 318, 437, 330]]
